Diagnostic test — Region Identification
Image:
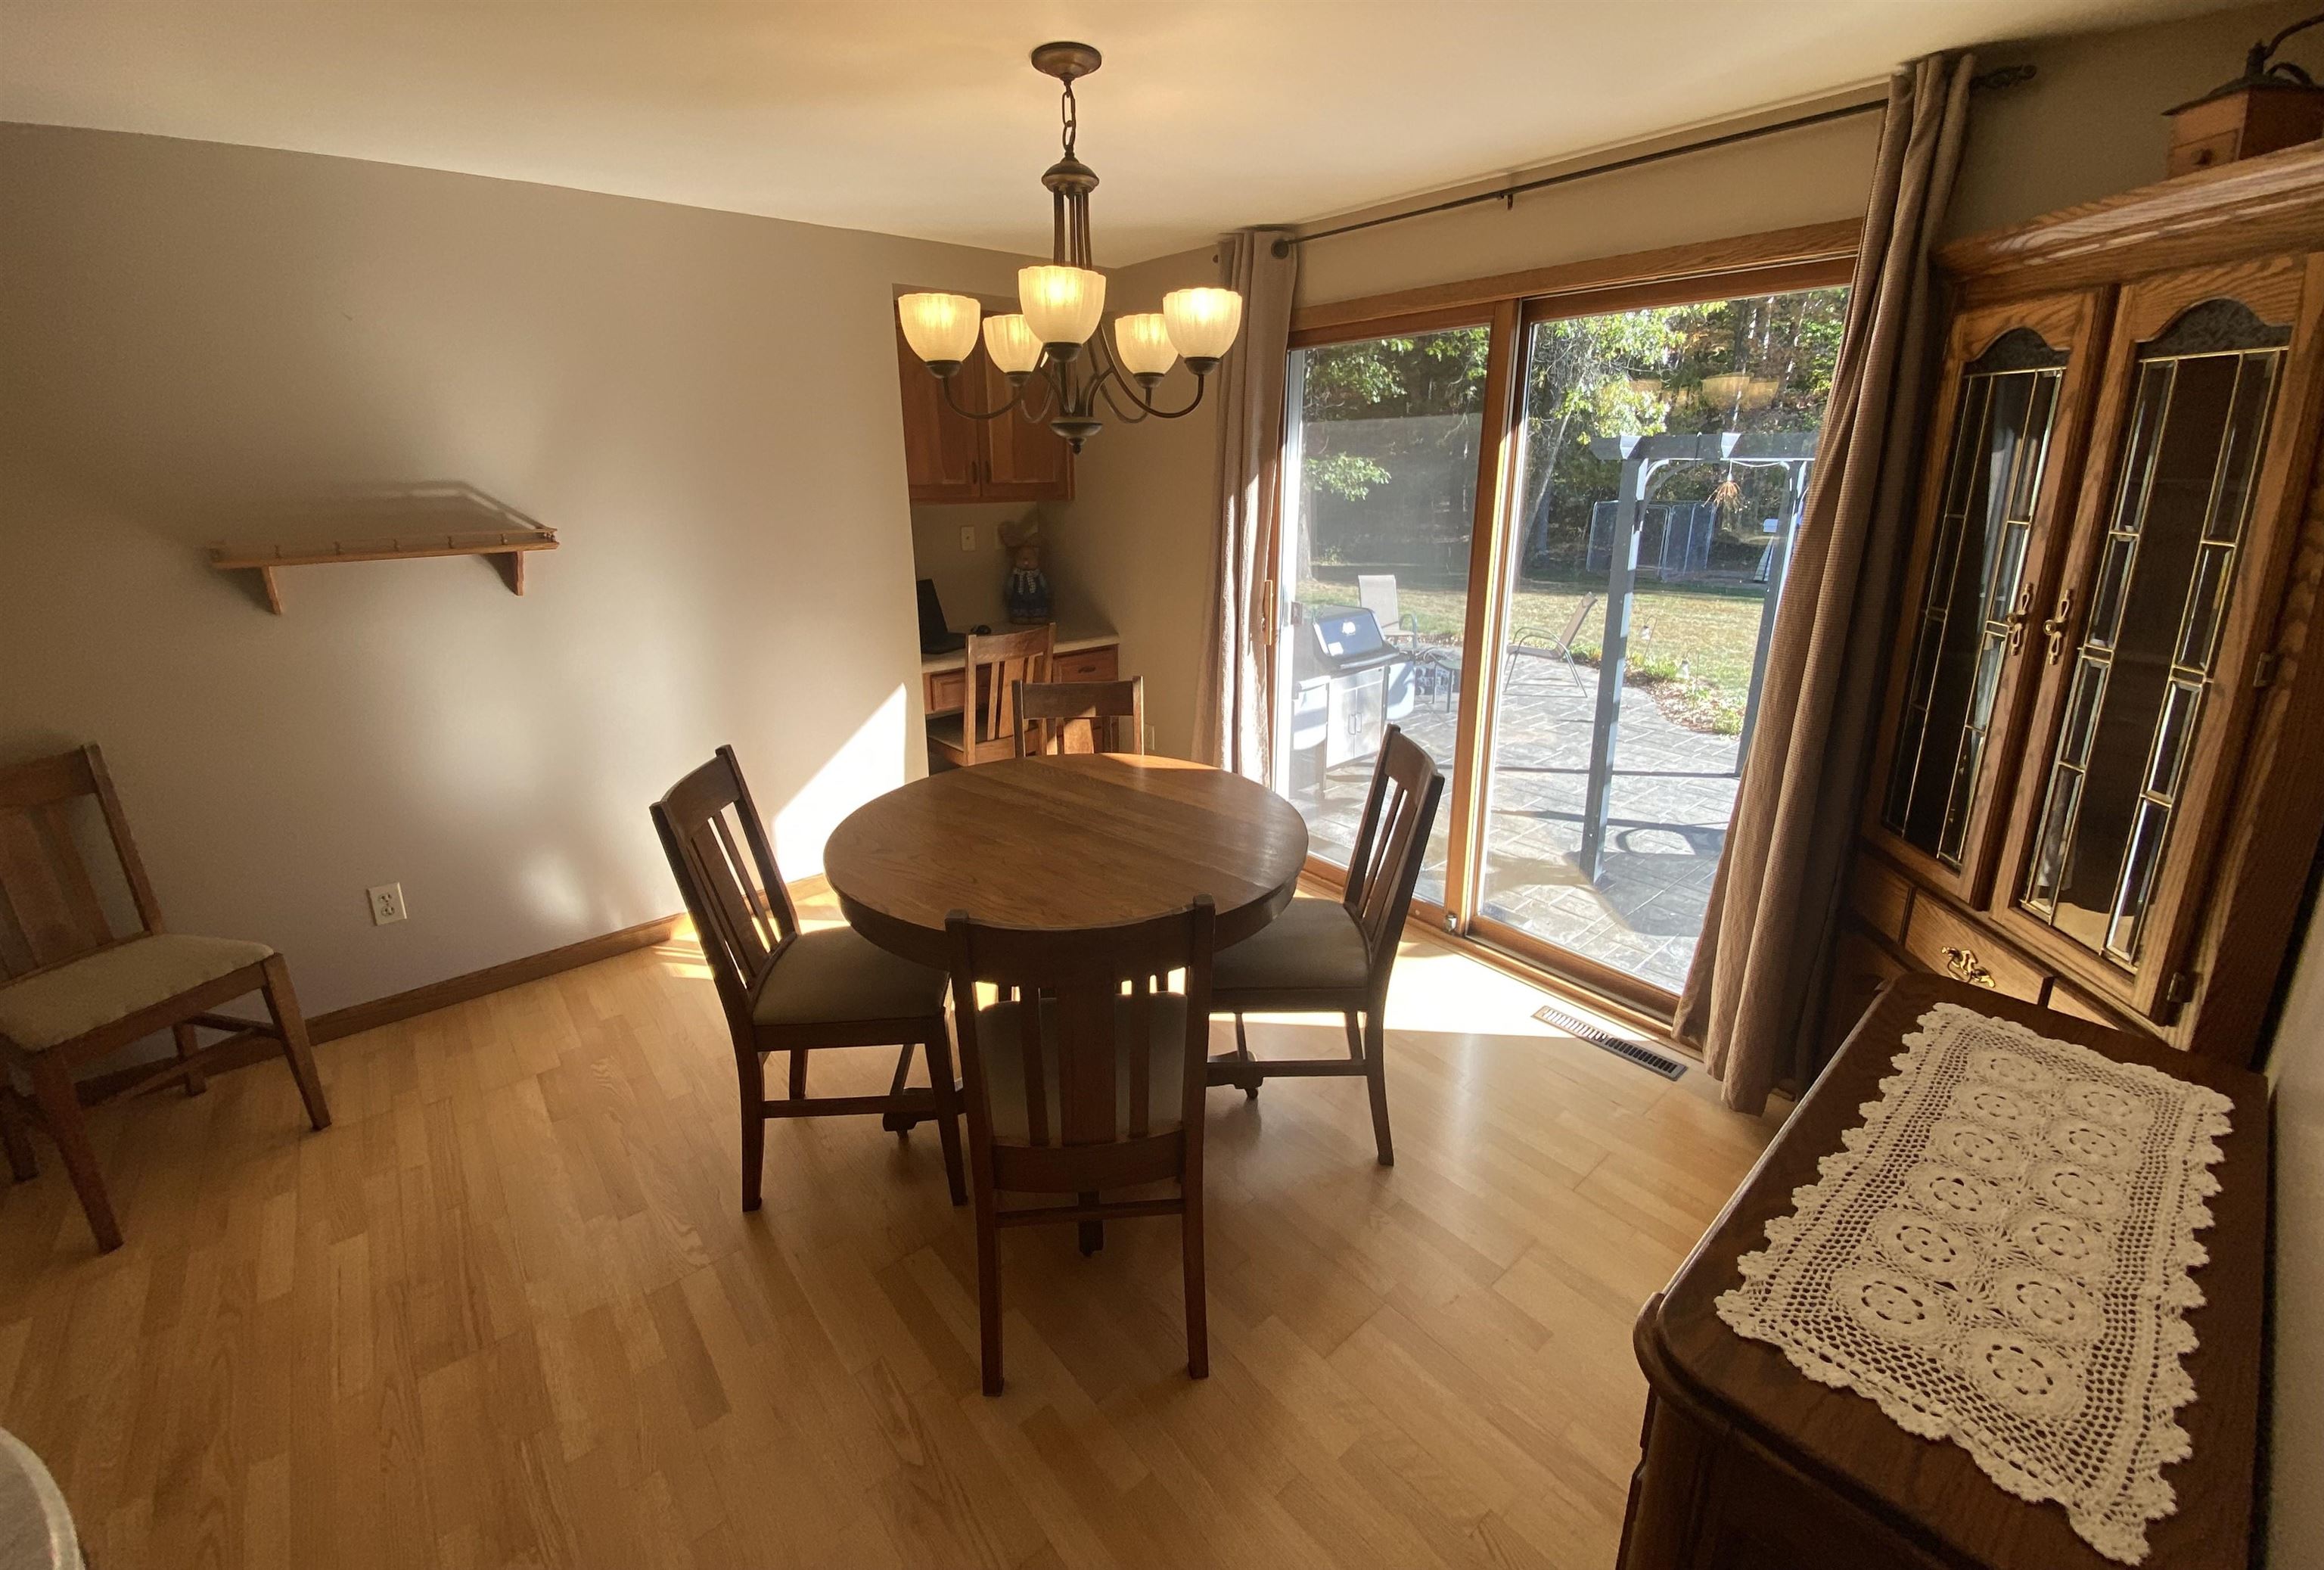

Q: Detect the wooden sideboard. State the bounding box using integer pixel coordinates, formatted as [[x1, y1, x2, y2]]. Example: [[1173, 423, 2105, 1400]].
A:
[[1828, 142, 2324, 1073], [1620, 975, 2268, 1570], [919, 632, 1118, 717]]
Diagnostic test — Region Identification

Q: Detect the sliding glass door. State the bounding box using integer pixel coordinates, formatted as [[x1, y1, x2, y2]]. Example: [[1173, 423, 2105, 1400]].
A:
[[1276, 319, 1488, 911], [1272, 272, 1850, 1012]]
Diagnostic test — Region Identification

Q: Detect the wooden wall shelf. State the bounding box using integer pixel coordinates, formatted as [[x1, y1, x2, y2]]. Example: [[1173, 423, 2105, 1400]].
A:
[[207, 486, 556, 613]]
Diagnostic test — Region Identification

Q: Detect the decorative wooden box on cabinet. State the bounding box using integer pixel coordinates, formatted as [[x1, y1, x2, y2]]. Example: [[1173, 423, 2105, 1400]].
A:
[[1835, 142, 2324, 1071], [894, 323, 1073, 504]]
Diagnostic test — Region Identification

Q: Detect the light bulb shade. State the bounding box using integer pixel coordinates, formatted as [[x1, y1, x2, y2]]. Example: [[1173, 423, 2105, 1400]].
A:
[[1163, 287, 1242, 362], [982, 313, 1043, 375], [897, 292, 980, 365], [1113, 312, 1179, 378], [1018, 265, 1106, 346]]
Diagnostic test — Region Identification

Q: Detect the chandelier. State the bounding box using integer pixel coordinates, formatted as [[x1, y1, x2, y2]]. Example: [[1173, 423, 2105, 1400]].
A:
[[894, 42, 1244, 452]]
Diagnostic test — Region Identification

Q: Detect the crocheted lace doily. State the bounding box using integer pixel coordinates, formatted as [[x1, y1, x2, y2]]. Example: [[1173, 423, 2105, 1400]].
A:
[[1716, 1002, 2232, 1565]]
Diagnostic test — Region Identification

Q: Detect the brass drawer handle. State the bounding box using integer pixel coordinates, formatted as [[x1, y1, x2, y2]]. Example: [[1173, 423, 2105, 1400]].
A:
[[1942, 945, 1997, 988]]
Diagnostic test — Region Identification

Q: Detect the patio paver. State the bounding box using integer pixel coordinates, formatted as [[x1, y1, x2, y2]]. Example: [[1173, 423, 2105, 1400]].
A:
[[1290, 654, 1736, 996]]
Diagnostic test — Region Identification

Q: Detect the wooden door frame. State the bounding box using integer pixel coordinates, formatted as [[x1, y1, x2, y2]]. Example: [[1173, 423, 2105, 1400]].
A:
[[1267, 226, 1864, 1018]]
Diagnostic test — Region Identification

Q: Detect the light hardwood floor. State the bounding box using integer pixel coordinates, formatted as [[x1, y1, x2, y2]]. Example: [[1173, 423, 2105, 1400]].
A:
[[0, 903, 1782, 1568]]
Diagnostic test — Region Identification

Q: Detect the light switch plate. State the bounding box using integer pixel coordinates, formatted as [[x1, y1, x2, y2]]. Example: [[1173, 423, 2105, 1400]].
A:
[[958, 524, 977, 552]]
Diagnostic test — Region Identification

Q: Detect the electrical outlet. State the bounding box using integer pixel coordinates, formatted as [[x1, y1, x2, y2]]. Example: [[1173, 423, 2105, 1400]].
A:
[[1145, 726, 1158, 751], [958, 524, 977, 552], [368, 882, 408, 926]]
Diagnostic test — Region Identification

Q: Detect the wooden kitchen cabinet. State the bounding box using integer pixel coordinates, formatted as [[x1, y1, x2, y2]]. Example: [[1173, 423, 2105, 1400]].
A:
[[1830, 143, 2324, 1069], [895, 325, 1073, 505]]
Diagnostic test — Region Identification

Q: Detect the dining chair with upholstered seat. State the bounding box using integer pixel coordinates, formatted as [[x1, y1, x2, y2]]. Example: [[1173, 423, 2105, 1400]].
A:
[[928, 625, 1055, 769], [0, 744, 332, 1251], [945, 895, 1216, 1394], [651, 745, 965, 1210], [1205, 725, 1443, 1165], [1012, 676, 1145, 757]]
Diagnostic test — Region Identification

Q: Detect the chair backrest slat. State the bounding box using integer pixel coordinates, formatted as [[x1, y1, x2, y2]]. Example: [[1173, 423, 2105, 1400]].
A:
[[1018, 986, 1051, 1147], [1339, 727, 1446, 990], [946, 899, 1215, 1189], [962, 626, 1055, 764], [0, 745, 159, 980], [651, 747, 799, 1022], [1014, 677, 1145, 758]]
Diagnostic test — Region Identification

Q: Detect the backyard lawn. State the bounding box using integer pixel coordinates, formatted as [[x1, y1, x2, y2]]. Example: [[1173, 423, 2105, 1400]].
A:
[[1303, 575, 1773, 733]]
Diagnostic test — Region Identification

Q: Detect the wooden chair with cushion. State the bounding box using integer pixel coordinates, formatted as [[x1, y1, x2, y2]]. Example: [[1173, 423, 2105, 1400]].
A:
[[944, 896, 1216, 1394], [651, 745, 965, 1210], [928, 625, 1054, 768], [1206, 725, 1443, 1165], [0, 745, 331, 1251], [1012, 676, 1145, 757]]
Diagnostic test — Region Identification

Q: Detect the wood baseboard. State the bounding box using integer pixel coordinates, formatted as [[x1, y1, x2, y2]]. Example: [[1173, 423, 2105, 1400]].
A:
[[76, 910, 695, 1104], [307, 913, 689, 1042]]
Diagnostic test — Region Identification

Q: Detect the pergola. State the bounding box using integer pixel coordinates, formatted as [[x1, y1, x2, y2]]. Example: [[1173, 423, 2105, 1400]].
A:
[[1574, 431, 1819, 882]]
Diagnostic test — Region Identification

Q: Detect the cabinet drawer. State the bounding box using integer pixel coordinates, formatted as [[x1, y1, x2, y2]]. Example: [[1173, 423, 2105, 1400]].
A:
[[2042, 978, 2121, 1028], [1053, 646, 1118, 682], [924, 670, 965, 714], [1901, 900, 2048, 1002], [1845, 857, 1915, 944]]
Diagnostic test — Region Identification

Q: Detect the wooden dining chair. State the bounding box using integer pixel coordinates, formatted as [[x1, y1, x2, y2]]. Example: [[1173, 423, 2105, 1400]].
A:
[[945, 896, 1217, 1394], [0, 745, 332, 1251], [928, 625, 1055, 768], [1012, 676, 1145, 757], [1205, 726, 1443, 1165], [651, 746, 965, 1210]]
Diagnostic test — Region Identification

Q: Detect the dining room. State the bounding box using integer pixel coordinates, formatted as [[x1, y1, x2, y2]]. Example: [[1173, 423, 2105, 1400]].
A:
[[5, 3, 2324, 1568]]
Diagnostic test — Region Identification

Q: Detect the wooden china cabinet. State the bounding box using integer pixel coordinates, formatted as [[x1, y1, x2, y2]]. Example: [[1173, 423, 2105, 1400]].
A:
[[1830, 141, 2324, 1071]]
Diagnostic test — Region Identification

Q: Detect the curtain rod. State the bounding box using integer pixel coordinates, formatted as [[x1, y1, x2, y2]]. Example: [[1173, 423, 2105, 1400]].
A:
[[1274, 67, 2033, 256]]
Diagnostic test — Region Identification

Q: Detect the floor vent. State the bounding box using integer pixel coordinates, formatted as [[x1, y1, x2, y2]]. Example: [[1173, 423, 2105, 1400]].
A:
[[1532, 1003, 1686, 1080]]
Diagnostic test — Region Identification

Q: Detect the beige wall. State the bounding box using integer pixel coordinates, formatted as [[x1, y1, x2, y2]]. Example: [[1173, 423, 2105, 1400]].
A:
[[0, 123, 1029, 1021], [1948, 0, 2324, 239]]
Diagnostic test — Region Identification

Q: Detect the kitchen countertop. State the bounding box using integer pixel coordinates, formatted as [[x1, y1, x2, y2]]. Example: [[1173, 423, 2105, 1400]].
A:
[[918, 625, 1117, 675]]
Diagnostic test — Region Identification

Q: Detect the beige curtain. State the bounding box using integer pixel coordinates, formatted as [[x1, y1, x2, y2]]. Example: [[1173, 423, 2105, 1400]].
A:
[[1195, 228, 1299, 778], [1676, 54, 1975, 1114]]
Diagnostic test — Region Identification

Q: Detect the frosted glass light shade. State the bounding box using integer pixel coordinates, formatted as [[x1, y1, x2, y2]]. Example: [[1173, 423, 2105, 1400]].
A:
[[982, 313, 1043, 375], [1018, 265, 1106, 347], [1113, 312, 1179, 378], [1163, 287, 1242, 362], [897, 292, 980, 365]]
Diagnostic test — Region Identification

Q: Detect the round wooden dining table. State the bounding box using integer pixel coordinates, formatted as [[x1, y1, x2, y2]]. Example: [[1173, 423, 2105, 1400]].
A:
[[823, 754, 1310, 965]]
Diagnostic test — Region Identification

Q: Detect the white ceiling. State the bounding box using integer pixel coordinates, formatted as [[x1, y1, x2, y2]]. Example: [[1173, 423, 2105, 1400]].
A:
[[0, 1, 2233, 264]]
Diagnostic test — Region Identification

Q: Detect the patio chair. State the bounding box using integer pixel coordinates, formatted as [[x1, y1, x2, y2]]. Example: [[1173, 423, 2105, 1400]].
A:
[[1356, 574, 1422, 650], [1505, 593, 1597, 692]]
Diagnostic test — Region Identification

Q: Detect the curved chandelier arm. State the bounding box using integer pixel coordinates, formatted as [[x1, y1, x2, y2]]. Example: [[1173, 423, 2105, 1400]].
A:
[[1084, 331, 1211, 422], [935, 371, 1038, 423]]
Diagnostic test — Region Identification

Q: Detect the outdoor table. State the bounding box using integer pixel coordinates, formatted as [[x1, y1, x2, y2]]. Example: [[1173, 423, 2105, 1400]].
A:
[[823, 754, 1308, 965]]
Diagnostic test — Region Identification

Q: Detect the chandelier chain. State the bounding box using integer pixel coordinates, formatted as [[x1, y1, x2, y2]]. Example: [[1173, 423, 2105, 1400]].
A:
[[1060, 79, 1078, 158]]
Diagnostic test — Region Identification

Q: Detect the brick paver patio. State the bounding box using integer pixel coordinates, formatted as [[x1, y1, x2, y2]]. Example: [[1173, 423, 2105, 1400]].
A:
[[1289, 654, 1738, 996]]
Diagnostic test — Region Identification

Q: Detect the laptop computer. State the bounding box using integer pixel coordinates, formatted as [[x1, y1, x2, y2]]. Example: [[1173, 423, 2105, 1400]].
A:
[[917, 578, 967, 656]]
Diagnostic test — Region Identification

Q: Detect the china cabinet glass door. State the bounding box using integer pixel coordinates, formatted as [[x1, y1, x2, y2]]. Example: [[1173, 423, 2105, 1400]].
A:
[[2018, 299, 2288, 965], [1882, 333, 2068, 866], [1868, 294, 2099, 902], [1998, 256, 2319, 1014]]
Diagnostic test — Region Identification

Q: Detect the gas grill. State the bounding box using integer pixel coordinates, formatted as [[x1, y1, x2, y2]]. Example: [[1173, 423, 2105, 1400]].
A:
[[1288, 605, 1416, 790]]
